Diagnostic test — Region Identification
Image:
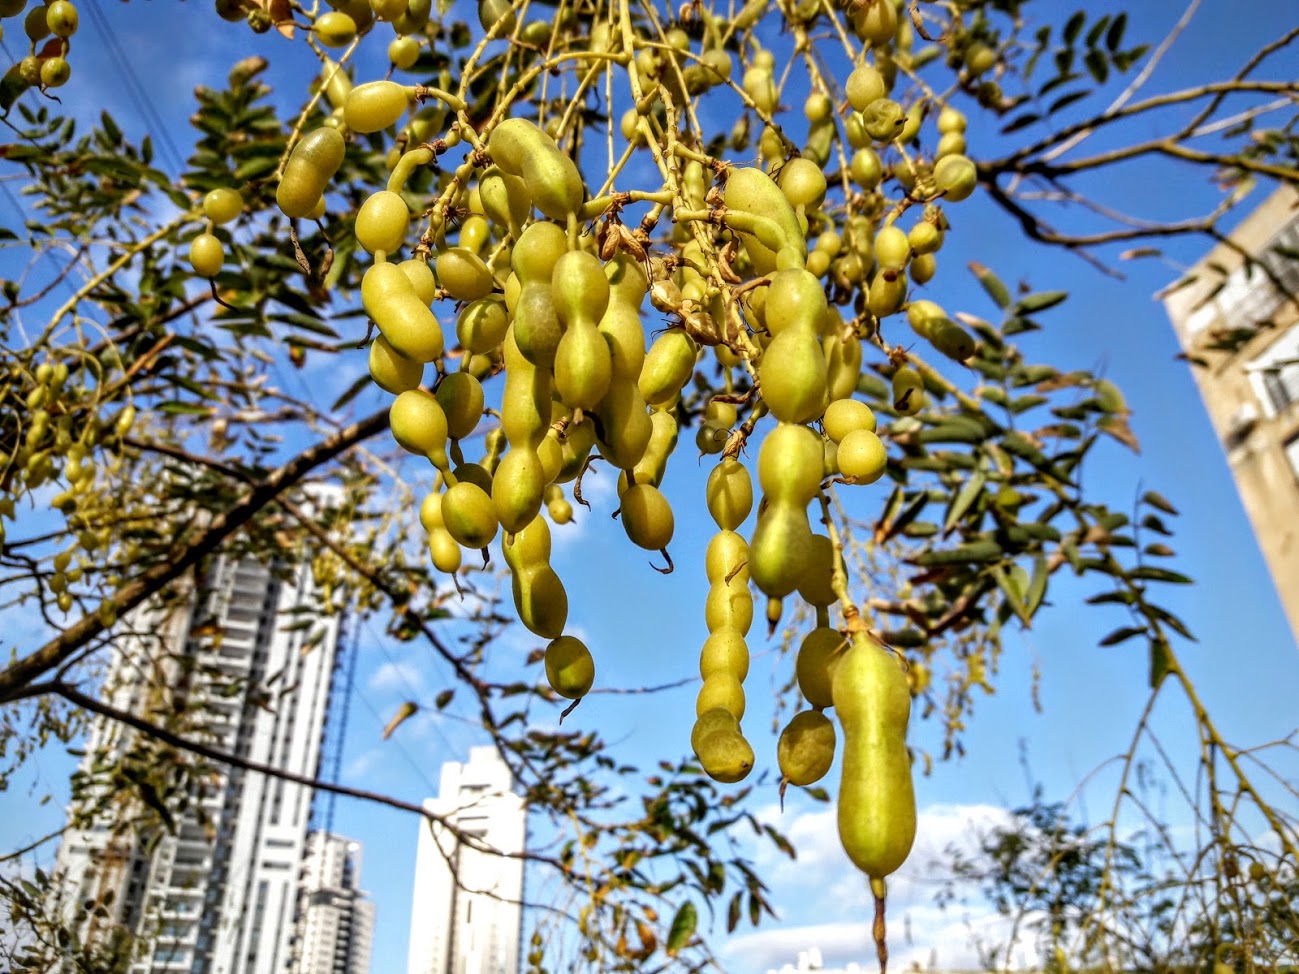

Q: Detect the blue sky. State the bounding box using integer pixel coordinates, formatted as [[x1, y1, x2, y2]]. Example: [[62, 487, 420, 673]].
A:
[[2, 1, 1298, 972]]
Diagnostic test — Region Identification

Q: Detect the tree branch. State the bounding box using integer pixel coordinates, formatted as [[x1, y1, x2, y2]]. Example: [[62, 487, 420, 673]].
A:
[[45, 680, 564, 873], [0, 408, 391, 704]]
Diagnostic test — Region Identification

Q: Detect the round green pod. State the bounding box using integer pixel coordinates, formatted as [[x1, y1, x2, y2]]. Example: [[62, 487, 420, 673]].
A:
[[437, 247, 496, 302], [704, 577, 754, 636], [706, 457, 753, 530], [696, 671, 745, 721], [704, 533, 750, 591], [514, 563, 568, 639], [545, 634, 595, 699], [441, 481, 499, 548], [344, 80, 411, 133], [748, 502, 814, 599], [823, 398, 877, 443], [700, 628, 750, 681], [757, 422, 825, 505], [759, 330, 829, 425], [620, 483, 674, 550], [389, 388, 449, 470], [638, 328, 698, 406], [435, 372, 485, 439], [691, 706, 740, 756], [797, 626, 845, 708], [492, 446, 546, 535], [189, 233, 223, 278], [356, 190, 410, 255], [276, 127, 345, 219], [778, 709, 837, 786], [697, 728, 754, 783], [362, 261, 444, 363], [457, 296, 510, 354], [369, 336, 423, 394]]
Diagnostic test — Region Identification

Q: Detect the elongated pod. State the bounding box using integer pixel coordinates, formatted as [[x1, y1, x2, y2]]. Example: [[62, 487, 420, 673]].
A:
[[833, 632, 916, 881], [277, 127, 346, 219]]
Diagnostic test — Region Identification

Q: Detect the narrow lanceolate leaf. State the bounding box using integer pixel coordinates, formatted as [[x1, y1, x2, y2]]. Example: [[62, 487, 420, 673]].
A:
[[991, 565, 1031, 627], [1015, 290, 1069, 314], [1142, 490, 1179, 516], [1129, 566, 1193, 585], [969, 261, 1011, 309], [382, 701, 419, 740], [666, 900, 697, 956], [1025, 554, 1049, 617], [944, 471, 986, 535], [910, 539, 1002, 566], [1099, 625, 1146, 647], [726, 892, 743, 934]]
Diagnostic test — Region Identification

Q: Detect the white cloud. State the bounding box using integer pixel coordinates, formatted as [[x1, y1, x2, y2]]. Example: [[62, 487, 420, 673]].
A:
[[367, 660, 426, 696], [722, 802, 1034, 972], [722, 904, 1039, 974]]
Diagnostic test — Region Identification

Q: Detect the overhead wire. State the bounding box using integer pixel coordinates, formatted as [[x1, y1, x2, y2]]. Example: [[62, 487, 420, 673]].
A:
[[81, 0, 186, 173]]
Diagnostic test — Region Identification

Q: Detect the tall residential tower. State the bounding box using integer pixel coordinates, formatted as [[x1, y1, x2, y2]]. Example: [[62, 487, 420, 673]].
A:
[[55, 553, 370, 973], [406, 747, 526, 974], [1161, 184, 1299, 648]]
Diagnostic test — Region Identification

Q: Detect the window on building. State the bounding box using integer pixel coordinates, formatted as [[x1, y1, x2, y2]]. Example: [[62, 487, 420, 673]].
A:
[[1249, 323, 1299, 417]]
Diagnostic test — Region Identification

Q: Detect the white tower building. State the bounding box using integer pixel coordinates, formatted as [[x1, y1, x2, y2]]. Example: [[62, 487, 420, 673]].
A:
[[406, 747, 527, 974], [55, 553, 349, 974], [292, 832, 375, 974]]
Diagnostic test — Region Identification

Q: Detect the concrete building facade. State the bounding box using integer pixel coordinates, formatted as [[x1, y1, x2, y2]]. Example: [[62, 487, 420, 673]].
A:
[[1161, 184, 1299, 649], [291, 832, 375, 974], [406, 747, 526, 974], [54, 554, 355, 974]]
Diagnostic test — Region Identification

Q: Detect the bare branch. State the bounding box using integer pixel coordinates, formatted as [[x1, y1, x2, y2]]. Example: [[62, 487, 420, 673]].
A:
[[0, 408, 391, 704]]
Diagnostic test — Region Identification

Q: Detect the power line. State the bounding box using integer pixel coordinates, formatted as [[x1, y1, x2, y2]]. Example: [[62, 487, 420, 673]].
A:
[[82, 0, 186, 173]]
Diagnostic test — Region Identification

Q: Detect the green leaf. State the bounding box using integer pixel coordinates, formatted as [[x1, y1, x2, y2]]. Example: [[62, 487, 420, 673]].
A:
[[157, 401, 214, 416], [1099, 625, 1145, 647], [434, 688, 455, 709], [1062, 10, 1085, 44], [1000, 112, 1041, 134], [330, 374, 372, 412], [382, 701, 419, 740], [1008, 394, 1048, 414], [1141, 490, 1179, 516], [1084, 15, 1111, 48], [910, 539, 1002, 566], [1146, 604, 1196, 641], [1084, 48, 1109, 84], [1015, 291, 1068, 314], [726, 892, 743, 934], [944, 471, 986, 534], [1106, 12, 1127, 51], [100, 110, 122, 145], [992, 564, 1032, 626], [1129, 566, 1192, 585], [1025, 554, 1048, 617], [234, 154, 280, 181], [969, 262, 1011, 309], [666, 900, 697, 956], [1049, 89, 1091, 114]]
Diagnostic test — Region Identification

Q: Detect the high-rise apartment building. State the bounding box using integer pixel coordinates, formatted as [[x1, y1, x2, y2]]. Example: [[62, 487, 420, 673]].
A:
[[291, 832, 375, 974], [406, 747, 527, 974], [1161, 183, 1299, 648], [54, 553, 356, 974]]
